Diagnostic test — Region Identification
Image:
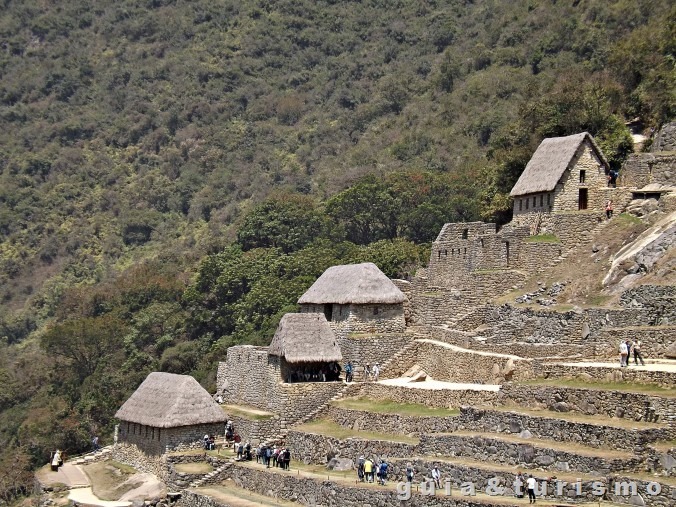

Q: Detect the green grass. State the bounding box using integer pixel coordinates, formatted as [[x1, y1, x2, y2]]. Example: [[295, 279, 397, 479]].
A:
[[294, 419, 419, 444], [524, 233, 561, 243], [520, 378, 676, 397], [616, 213, 644, 226], [221, 404, 275, 421], [332, 397, 460, 417]]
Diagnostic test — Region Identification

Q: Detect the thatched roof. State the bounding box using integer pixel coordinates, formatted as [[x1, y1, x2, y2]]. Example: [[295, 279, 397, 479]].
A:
[[510, 132, 609, 197], [115, 372, 227, 428], [297, 262, 406, 305], [268, 313, 342, 363]]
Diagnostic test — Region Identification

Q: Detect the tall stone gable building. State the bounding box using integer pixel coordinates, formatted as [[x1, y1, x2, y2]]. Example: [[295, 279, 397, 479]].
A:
[[510, 132, 612, 233], [115, 372, 227, 455], [297, 262, 407, 336]]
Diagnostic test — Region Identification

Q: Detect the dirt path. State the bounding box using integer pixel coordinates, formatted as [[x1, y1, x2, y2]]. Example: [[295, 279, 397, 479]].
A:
[[378, 377, 501, 391]]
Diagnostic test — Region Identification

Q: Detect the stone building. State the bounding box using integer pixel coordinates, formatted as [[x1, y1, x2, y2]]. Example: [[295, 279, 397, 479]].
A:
[[115, 372, 227, 455], [268, 313, 342, 383], [510, 132, 611, 231], [298, 262, 407, 336]]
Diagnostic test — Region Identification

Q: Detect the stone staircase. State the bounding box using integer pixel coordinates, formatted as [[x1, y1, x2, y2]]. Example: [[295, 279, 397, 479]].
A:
[[187, 460, 234, 488], [70, 446, 113, 466]]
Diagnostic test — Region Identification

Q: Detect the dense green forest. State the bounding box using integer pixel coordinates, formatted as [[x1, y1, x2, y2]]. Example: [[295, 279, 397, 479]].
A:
[[0, 0, 674, 500]]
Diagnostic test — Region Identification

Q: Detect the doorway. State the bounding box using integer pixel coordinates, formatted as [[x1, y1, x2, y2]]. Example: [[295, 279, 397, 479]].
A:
[[578, 188, 588, 210]]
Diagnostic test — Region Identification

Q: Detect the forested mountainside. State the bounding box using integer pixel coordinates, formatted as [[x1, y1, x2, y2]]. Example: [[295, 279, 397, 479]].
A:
[[0, 0, 674, 499]]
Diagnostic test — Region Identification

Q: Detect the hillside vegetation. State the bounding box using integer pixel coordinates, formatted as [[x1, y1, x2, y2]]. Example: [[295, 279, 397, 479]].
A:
[[0, 0, 674, 500]]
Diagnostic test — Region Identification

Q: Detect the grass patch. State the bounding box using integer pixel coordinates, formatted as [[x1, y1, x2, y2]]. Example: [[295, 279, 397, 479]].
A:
[[83, 460, 140, 501], [616, 213, 643, 226], [173, 462, 213, 474], [221, 404, 275, 421], [294, 418, 419, 444], [520, 378, 676, 397], [524, 233, 561, 243], [333, 397, 460, 417]]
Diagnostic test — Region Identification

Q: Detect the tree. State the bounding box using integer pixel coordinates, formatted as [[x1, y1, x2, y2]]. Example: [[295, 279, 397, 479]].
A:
[[40, 315, 127, 382]]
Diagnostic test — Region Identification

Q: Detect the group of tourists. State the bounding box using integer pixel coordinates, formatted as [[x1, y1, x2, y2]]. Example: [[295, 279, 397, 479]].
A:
[[286, 362, 341, 383], [356, 456, 389, 485], [234, 441, 252, 460], [256, 444, 291, 470], [619, 339, 645, 367], [344, 362, 380, 383], [203, 434, 217, 450]]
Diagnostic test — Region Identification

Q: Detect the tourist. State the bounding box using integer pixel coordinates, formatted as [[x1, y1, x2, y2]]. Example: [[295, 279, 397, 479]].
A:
[[514, 473, 524, 498], [236, 442, 243, 459], [372, 363, 380, 382], [431, 465, 441, 489], [364, 364, 371, 381], [281, 448, 290, 470], [619, 340, 628, 367], [364, 457, 374, 482], [405, 463, 414, 483], [633, 339, 645, 366], [626, 340, 633, 366], [526, 474, 536, 503], [51, 450, 62, 472], [378, 460, 388, 485], [92, 435, 100, 452], [357, 455, 365, 482], [203, 434, 210, 450], [345, 361, 353, 382], [605, 200, 614, 219]]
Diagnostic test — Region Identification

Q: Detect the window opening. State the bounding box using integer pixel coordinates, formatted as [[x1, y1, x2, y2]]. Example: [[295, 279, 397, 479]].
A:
[[462, 229, 468, 239], [579, 170, 586, 184]]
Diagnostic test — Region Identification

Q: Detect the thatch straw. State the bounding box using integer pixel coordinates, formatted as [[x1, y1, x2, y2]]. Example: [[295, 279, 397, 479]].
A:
[[115, 372, 227, 428], [510, 132, 609, 197], [268, 313, 342, 363], [298, 262, 406, 304]]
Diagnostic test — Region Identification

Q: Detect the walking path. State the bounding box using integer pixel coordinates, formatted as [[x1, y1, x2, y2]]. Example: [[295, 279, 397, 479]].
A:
[[554, 360, 676, 372], [379, 377, 501, 391]]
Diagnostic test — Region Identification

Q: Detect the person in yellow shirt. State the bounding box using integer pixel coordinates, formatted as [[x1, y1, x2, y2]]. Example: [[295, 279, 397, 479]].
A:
[[363, 458, 374, 483]]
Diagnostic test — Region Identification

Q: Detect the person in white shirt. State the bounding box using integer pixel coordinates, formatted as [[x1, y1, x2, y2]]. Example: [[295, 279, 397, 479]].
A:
[[633, 339, 645, 366], [526, 474, 537, 503], [431, 465, 441, 489], [619, 341, 628, 367]]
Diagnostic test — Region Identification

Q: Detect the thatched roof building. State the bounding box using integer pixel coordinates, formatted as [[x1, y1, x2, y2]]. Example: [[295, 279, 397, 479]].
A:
[[269, 313, 342, 363], [116, 372, 226, 428], [298, 262, 406, 305], [510, 132, 609, 197]]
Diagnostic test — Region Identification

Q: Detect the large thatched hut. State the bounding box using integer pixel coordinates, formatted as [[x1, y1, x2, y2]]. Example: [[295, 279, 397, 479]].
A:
[[510, 132, 610, 218], [298, 262, 407, 335], [115, 372, 227, 454], [268, 313, 342, 383]]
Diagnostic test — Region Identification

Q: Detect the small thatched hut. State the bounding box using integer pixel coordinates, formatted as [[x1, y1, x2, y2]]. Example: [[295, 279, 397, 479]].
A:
[[298, 262, 407, 334], [268, 313, 342, 382], [115, 372, 226, 454], [511, 132, 610, 217]]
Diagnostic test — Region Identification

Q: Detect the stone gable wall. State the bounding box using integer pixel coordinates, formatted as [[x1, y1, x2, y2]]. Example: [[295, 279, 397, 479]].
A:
[[553, 143, 609, 213]]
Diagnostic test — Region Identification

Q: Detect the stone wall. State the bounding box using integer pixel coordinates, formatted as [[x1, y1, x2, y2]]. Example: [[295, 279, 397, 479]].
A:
[[186, 462, 676, 507], [112, 442, 168, 481], [226, 415, 281, 446], [622, 153, 676, 188], [418, 434, 642, 474], [299, 303, 406, 335], [620, 285, 676, 325], [596, 326, 676, 359], [382, 339, 533, 384], [456, 407, 669, 451], [218, 345, 345, 431], [539, 362, 676, 389], [552, 142, 609, 214], [651, 121, 676, 152], [337, 332, 413, 370], [285, 430, 416, 465], [498, 384, 676, 431], [117, 422, 224, 455], [353, 382, 498, 409], [326, 405, 459, 435]]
